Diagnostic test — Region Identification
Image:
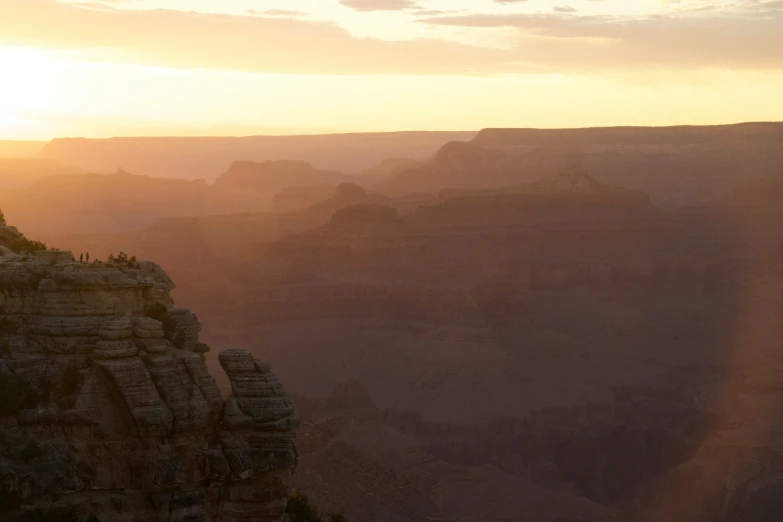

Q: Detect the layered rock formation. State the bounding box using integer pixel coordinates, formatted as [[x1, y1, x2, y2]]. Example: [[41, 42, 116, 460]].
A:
[[0, 241, 298, 521], [384, 122, 783, 206], [34, 133, 783, 521], [211, 170, 783, 521]]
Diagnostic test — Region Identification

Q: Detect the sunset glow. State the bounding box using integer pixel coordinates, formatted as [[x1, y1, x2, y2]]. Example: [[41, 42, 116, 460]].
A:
[[1, 0, 782, 139]]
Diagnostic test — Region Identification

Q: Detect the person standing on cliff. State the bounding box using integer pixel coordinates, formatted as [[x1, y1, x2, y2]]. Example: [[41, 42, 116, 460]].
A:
[[86, 252, 90, 263], [80, 253, 84, 263]]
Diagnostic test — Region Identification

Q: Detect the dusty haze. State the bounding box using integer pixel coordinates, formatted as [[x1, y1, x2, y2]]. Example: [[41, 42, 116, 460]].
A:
[[2, 0, 783, 520]]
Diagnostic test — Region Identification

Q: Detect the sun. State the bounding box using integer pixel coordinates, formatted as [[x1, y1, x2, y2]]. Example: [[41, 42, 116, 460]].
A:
[[0, 46, 57, 113], [0, 46, 63, 139], [0, 112, 22, 139]]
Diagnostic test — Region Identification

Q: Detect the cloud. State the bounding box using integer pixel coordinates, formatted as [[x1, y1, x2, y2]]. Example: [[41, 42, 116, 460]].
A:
[[339, 0, 419, 11], [253, 9, 309, 18], [0, 0, 515, 75], [553, 6, 577, 13], [404, 5, 456, 16], [2, 0, 783, 76], [663, 0, 783, 13], [412, 10, 453, 16], [416, 10, 783, 71]]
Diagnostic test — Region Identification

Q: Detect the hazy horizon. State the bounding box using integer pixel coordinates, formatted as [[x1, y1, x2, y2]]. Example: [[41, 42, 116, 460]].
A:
[[2, 0, 783, 140], [4, 119, 783, 144]]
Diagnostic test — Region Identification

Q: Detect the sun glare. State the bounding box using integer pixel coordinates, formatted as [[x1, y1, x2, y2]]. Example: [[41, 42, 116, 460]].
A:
[[0, 46, 59, 115], [0, 112, 22, 139]]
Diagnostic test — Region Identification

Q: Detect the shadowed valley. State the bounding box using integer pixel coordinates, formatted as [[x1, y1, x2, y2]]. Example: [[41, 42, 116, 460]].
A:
[[22, 123, 782, 522]]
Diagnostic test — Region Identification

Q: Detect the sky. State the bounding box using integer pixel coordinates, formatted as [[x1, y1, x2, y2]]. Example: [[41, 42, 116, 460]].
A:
[[0, 0, 782, 139]]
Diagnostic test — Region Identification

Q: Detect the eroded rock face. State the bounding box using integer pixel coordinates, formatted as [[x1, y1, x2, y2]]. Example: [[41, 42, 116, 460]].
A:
[[0, 245, 298, 521]]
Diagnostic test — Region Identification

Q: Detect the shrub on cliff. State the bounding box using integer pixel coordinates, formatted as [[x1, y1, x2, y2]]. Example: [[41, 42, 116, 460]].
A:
[[3, 234, 47, 254]]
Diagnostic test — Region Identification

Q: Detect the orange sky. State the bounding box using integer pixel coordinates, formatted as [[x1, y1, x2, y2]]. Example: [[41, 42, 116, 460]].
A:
[[1, 0, 782, 139]]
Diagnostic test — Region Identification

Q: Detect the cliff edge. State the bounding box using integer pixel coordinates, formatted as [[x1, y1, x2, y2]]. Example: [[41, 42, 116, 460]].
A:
[[0, 233, 298, 521]]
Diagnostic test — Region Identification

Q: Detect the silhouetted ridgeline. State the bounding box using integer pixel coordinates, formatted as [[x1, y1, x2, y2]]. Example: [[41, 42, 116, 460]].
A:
[[39, 131, 476, 181], [384, 121, 783, 206]]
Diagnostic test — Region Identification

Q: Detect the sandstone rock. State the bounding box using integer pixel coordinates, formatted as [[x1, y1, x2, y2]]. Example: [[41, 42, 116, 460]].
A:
[[145, 352, 212, 433], [167, 307, 200, 351], [178, 351, 223, 415], [99, 316, 134, 340], [93, 339, 138, 359], [135, 337, 172, 354], [0, 233, 298, 521], [132, 316, 165, 339], [17, 406, 62, 425], [95, 357, 174, 434], [219, 349, 258, 375], [219, 349, 300, 478]]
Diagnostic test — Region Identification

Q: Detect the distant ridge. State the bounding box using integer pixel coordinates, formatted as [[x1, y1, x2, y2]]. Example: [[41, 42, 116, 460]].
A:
[[473, 121, 783, 145], [385, 121, 783, 207], [39, 131, 477, 181]]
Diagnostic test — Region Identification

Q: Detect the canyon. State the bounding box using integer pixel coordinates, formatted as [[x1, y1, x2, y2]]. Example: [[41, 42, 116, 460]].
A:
[[2, 122, 783, 521]]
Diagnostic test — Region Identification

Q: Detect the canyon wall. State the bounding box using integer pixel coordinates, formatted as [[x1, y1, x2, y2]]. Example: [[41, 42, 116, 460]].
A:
[[0, 240, 298, 521]]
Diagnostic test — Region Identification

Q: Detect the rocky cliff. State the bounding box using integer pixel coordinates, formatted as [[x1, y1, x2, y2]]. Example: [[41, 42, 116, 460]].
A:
[[0, 242, 298, 521]]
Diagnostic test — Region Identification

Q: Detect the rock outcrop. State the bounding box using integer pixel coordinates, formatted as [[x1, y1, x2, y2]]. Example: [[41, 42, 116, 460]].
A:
[[0, 241, 298, 521]]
